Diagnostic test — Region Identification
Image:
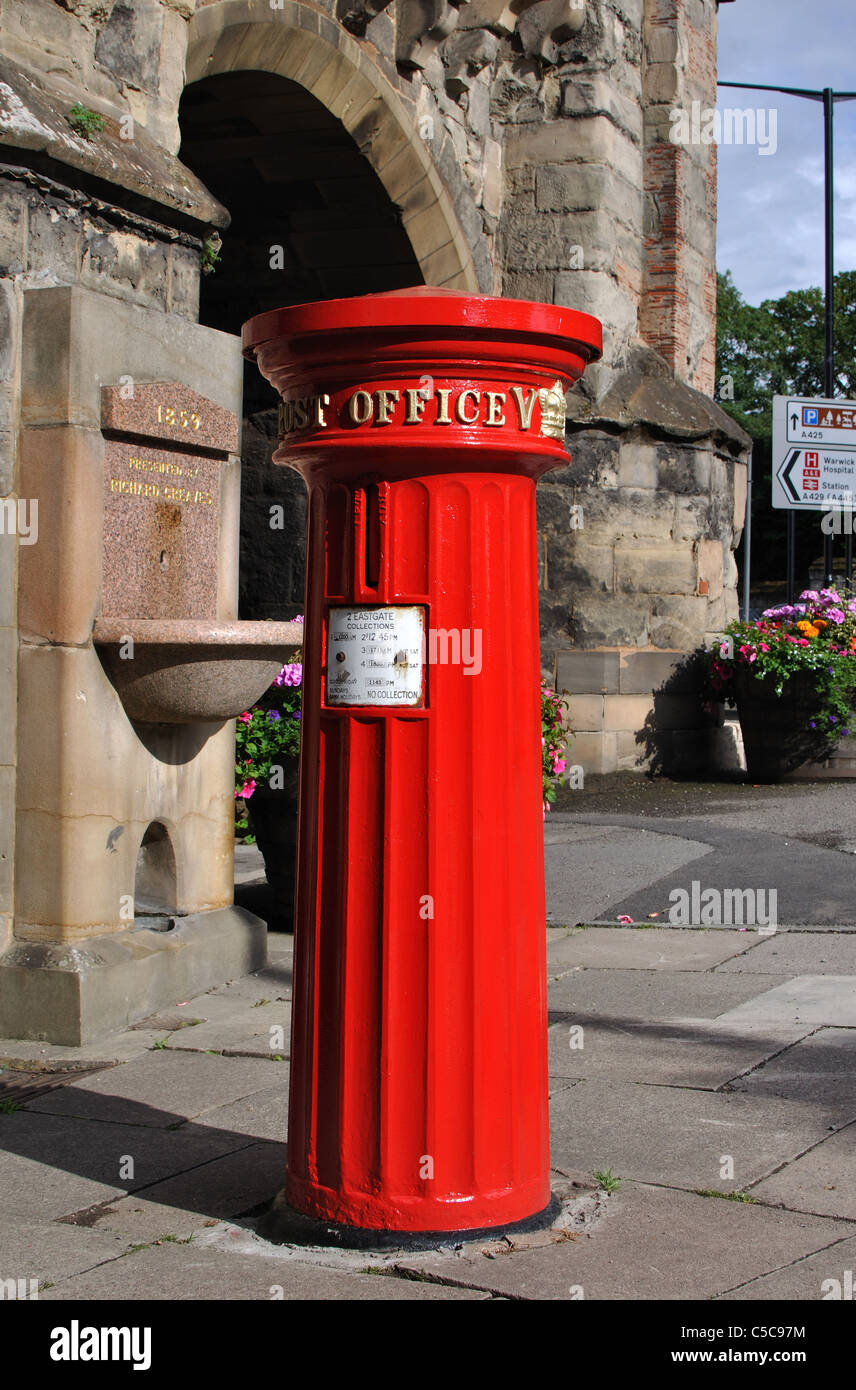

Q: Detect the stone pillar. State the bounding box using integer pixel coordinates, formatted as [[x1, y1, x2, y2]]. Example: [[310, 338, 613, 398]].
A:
[[0, 286, 269, 1044], [496, 0, 750, 773]]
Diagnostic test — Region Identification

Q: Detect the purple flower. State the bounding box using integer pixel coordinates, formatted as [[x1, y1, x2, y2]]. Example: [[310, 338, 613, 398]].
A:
[[830, 715, 838, 723], [274, 662, 303, 688], [267, 710, 281, 722], [809, 721, 816, 728], [292, 711, 301, 720], [763, 603, 807, 620], [826, 609, 846, 624]]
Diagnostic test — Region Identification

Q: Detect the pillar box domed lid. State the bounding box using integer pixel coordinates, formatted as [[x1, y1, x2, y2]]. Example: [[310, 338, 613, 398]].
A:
[[242, 286, 601, 390]]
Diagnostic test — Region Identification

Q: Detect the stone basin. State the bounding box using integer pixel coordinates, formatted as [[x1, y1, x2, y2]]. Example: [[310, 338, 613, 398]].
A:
[[92, 618, 303, 724]]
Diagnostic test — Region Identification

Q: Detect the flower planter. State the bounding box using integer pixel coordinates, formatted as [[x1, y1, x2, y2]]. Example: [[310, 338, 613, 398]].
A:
[[733, 668, 836, 782], [246, 763, 300, 920]]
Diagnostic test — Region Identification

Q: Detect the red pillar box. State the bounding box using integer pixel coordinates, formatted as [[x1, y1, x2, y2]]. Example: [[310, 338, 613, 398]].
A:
[[243, 289, 601, 1236]]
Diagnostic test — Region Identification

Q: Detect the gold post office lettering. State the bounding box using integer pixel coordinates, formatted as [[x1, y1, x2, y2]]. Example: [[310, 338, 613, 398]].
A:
[[278, 384, 566, 438]]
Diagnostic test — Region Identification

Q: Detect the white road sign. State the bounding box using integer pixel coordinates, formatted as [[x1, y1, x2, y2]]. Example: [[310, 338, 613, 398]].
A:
[[773, 395, 856, 509]]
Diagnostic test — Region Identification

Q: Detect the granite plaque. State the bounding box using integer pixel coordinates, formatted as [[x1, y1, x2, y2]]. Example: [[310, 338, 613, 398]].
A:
[[101, 383, 236, 621]]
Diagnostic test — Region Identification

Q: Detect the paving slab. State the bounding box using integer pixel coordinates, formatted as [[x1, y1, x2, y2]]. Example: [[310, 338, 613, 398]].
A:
[[395, 1182, 852, 1300], [717, 1232, 856, 1300], [545, 825, 713, 925], [204, 957, 293, 1001], [188, 1082, 289, 1143], [547, 966, 780, 1019], [730, 1029, 856, 1122], [25, 1051, 284, 1128], [547, 1017, 806, 1091], [546, 927, 756, 973], [0, 1031, 162, 1069], [712, 976, 856, 1031], [750, 1125, 856, 1220], [715, 932, 856, 974], [59, 1141, 287, 1241], [0, 1216, 130, 1285], [0, 1112, 252, 1220], [234, 844, 267, 885], [38, 1238, 489, 1300], [549, 1079, 840, 1192], [164, 1005, 291, 1059]]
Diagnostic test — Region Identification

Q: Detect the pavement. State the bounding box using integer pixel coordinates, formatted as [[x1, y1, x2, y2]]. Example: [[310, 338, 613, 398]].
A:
[[2, 775, 856, 1302]]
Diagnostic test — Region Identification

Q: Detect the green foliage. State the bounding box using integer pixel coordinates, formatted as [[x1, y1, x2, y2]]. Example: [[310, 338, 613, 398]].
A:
[[235, 703, 301, 797], [235, 636, 303, 798], [0, 1098, 23, 1114], [716, 271, 856, 588], [708, 586, 856, 739], [542, 681, 571, 811], [68, 103, 106, 139], [594, 1168, 621, 1192], [716, 269, 856, 438], [201, 235, 221, 274]]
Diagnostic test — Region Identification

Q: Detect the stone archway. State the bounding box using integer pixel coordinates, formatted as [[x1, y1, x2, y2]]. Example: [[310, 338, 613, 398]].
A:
[[185, 0, 479, 291]]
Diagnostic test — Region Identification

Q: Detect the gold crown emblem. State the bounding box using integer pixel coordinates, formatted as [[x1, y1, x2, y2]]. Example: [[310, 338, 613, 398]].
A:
[[539, 380, 567, 439]]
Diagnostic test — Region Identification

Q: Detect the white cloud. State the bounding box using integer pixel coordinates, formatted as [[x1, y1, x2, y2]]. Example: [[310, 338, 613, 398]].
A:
[[716, 0, 856, 303]]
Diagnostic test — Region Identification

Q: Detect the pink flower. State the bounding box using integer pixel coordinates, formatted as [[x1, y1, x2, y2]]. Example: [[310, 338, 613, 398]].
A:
[[617, 914, 634, 924], [798, 638, 809, 647], [236, 778, 256, 799], [238, 711, 252, 724], [274, 662, 303, 688], [759, 643, 769, 652]]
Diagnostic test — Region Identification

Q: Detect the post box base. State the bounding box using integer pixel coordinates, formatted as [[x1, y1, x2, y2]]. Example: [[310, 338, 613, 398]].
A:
[[257, 1186, 561, 1251]]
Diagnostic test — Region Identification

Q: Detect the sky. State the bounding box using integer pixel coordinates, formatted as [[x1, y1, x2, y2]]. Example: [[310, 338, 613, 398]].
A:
[[716, 0, 856, 305]]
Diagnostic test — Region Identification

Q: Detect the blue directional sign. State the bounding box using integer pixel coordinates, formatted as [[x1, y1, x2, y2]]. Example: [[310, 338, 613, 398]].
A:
[[773, 395, 856, 509]]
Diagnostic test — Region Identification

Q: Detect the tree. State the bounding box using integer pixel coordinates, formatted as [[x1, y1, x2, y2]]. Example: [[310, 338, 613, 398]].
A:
[[717, 269, 856, 427], [715, 270, 856, 588]]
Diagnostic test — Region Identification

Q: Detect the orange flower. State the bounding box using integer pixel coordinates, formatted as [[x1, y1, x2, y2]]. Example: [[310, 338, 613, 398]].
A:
[[797, 620, 819, 637]]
